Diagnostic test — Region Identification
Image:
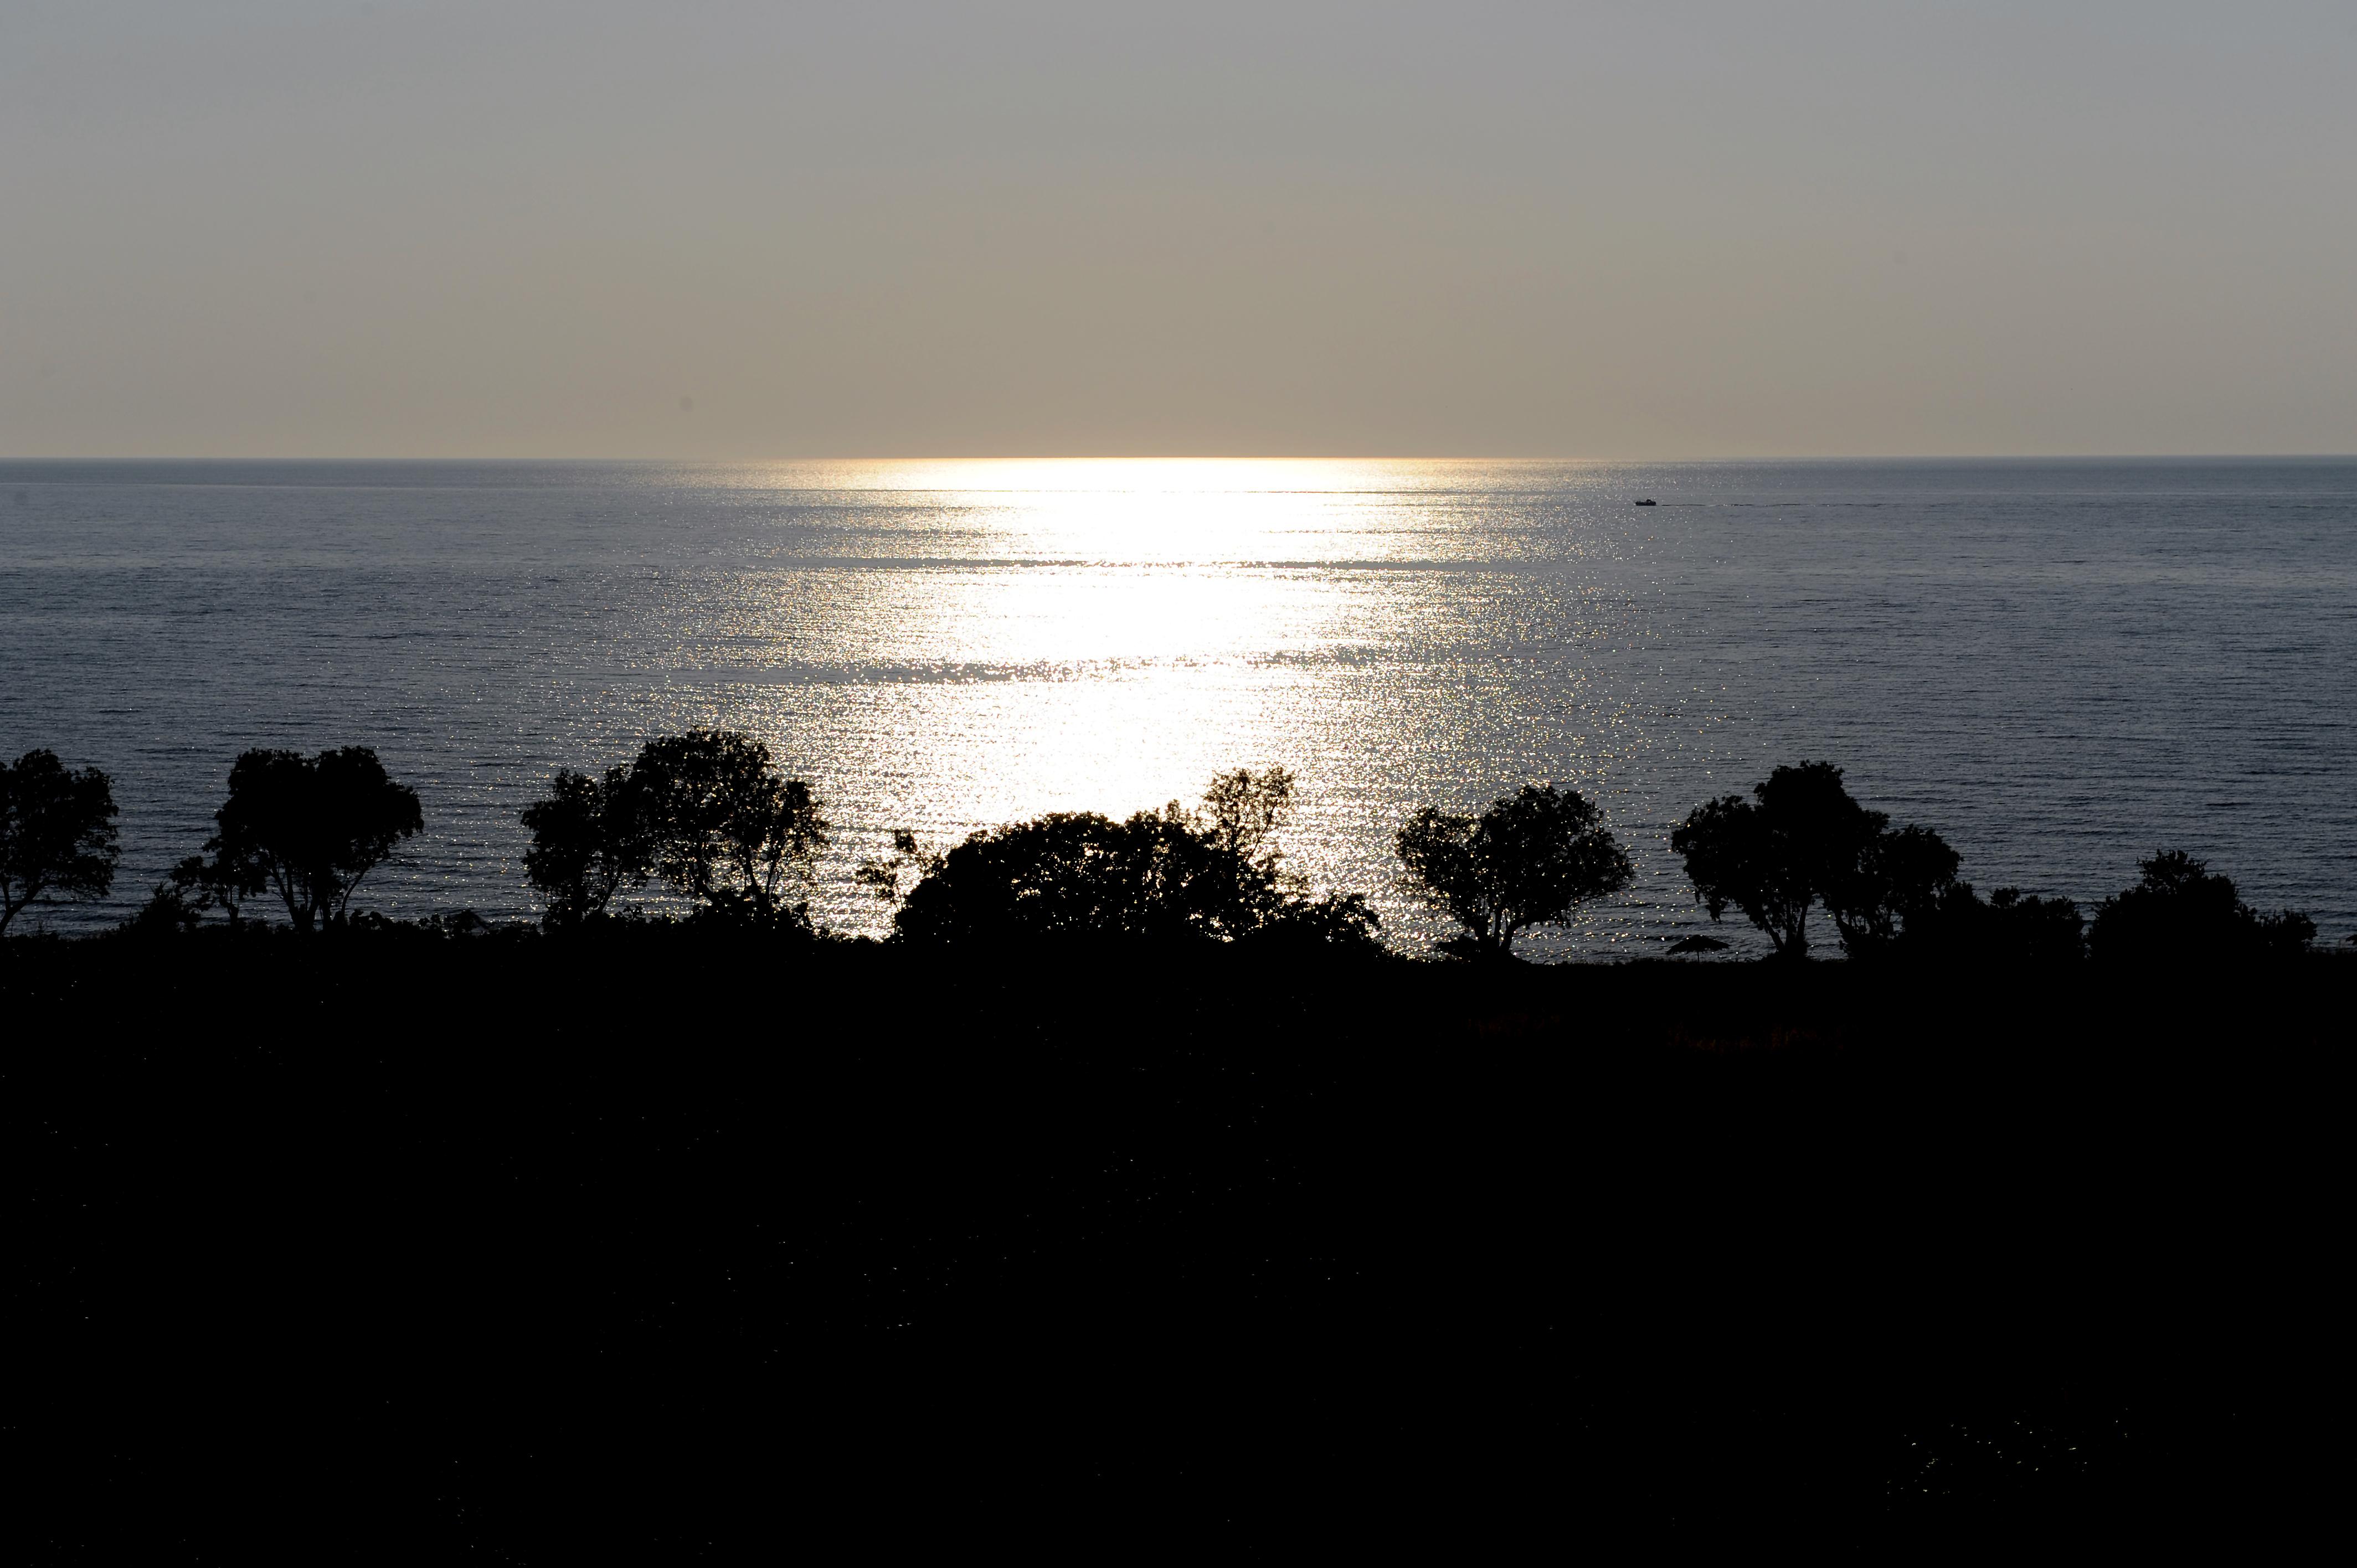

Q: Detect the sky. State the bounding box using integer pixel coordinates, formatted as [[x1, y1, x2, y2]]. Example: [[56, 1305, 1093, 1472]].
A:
[[3, 2, 2354, 459]]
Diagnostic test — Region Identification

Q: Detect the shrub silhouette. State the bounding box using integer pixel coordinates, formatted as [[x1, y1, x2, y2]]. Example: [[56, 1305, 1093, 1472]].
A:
[[1943, 885, 2086, 966], [0, 749, 120, 936], [1882, 883, 2086, 966], [521, 730, 826, 929], [178, 747, 424, 932], [122, 858, 221, 935], [1672, 762, 1961, 960], [893, 767, 1378, 949], [853, 829, 942, 907], [1394, 783, 1633, 960], [2088, 850, 2314, 963]]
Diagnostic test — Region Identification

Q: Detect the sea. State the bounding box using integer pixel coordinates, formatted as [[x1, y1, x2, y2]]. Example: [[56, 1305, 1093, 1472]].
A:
[[3, 457, 2351, 957]]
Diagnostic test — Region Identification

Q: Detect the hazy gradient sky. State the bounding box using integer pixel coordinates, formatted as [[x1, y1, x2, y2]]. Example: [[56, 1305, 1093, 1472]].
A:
[[4, 2, 2354, 458]]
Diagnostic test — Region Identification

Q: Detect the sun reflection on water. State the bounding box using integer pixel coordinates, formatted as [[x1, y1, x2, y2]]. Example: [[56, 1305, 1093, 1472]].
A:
[[630, 459, 1661, 952], [711, 457, 1607, 566]]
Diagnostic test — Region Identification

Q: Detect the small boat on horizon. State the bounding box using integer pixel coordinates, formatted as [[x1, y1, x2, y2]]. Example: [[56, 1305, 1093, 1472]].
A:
[[1633, 498, 1657, 506]]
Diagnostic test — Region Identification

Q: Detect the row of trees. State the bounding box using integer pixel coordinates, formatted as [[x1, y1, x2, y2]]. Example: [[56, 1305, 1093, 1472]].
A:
[[2, 745, 426, 938], [522, 742, 1379, 948], [519, 731, 828, 929], [0, 739, 2327, 964], [1669, 761, 2317, 964]]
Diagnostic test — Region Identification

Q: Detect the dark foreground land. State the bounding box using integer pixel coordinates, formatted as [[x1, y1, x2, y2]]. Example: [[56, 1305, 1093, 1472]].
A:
[[9, 935, 2346, 1554]]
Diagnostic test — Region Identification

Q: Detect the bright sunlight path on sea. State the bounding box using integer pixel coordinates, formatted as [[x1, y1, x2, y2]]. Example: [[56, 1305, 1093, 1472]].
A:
[[651, 460, 1657, 949], [711, 457, 1613, 565]]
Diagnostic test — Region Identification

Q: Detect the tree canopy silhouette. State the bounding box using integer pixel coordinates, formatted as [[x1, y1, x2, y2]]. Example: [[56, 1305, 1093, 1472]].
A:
[[0, 749, 120, 936], [1926, 885, 2087, 966], [1672, 762, 1961, 960], [520, 766, 650, 927], [2088, 850, 2314, 963], [186, 747, 423, 932], [521, 729, 826, 927], [1829, 823, 1962, 956], [1394, 783, 1632, 960], [892, 767, 1378, 950]]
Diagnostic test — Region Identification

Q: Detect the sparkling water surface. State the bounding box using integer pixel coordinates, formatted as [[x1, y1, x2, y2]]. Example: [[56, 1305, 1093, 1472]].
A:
[[4, 457, 2351, 955]]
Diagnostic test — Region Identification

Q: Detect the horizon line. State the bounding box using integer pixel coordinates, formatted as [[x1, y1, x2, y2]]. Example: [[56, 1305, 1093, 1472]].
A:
[[7, 451, 2357, 465]]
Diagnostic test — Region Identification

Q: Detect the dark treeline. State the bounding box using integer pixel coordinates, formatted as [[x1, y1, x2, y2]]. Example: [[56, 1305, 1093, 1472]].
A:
[[2, 736, 2337, 961], [7, 735, 2347, 1551]]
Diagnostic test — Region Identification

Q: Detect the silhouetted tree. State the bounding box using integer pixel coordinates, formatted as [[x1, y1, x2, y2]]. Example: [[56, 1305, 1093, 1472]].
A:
[[0, 749, 120, 936], [1395, 783, 1633, 960], [192, 747, 423, 932], [626, 729, 828, 924], [520, 766, 650, 927], [1188, 767, 1386, 950], [897, 811, 1165, 943], [1672, 762, 1881, 958], [1672, 761, 1962, 960], [1200, 766, 1293, 861], [894, 768, 1377, 950], [2088, 850, 2314, 963], [1829, 823, 1963, 957]]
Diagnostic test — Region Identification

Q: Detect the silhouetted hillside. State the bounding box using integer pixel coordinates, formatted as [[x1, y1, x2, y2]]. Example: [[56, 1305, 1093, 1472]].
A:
[[9, 933, 2344, 1552]]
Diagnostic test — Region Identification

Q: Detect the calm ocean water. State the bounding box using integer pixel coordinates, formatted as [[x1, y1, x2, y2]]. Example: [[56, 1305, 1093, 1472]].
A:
[[3, 457, 2351, 955]]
